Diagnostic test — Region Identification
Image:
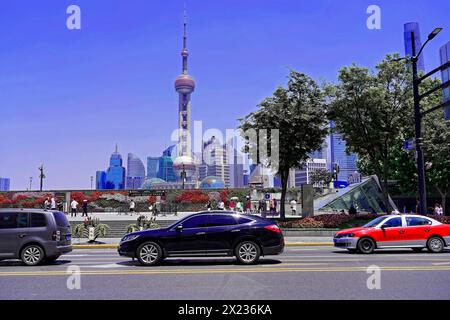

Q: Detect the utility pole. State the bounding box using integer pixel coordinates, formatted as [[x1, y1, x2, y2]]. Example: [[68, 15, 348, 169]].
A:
[[38, 165, 45, 191]]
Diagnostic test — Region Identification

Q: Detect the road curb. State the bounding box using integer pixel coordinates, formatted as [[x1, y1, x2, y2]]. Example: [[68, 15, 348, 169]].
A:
[[73, 242, 334, 249]]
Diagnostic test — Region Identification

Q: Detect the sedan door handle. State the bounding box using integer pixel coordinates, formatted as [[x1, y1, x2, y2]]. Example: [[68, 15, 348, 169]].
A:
[[196, 232, 206, 235], [18, 234, 28, 238], [425, 228, 431, 232], [231, 229, 241, 233], [398, 230, 405, 234]]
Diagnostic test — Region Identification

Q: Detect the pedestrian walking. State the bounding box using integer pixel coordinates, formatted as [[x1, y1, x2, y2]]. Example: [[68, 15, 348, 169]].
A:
[[236, 201, 243, 212], [434, 203, 443, 216], [129, 200, 136, 215], [217, 201, 225, 210], [82, 199, 88, 217], [229, 200, 235, 211], [290, 199, 297, 215], [44, 198, 50, 210], [70, 199, 79, 217], [50, 197, 56, 210], [245, 197, 252, 214], [206, 200, 212, 211]]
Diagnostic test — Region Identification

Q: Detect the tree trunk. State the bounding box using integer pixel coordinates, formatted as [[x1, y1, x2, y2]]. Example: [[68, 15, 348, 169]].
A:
[[279, 167, 289, 220], [382, 160, 391, 214]]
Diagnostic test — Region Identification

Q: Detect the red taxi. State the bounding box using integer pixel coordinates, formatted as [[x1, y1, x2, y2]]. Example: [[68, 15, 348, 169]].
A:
[[334, 215, 450, 254]]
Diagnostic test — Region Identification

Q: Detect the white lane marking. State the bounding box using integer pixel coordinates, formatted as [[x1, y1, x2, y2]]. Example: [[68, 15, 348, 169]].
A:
[[84, 263, 128, 268], [432, 262, 450, 265]]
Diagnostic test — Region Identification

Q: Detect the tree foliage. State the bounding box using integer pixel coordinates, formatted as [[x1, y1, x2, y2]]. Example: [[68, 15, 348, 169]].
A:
[[239, 70, 328, 218]]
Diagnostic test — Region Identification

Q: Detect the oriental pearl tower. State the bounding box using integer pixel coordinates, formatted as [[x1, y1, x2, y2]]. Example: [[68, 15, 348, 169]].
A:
[[173, 10, 197, 184]]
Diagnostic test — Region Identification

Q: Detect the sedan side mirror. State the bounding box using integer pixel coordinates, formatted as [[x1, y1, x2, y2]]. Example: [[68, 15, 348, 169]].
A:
[[176, 225, 183, 232]]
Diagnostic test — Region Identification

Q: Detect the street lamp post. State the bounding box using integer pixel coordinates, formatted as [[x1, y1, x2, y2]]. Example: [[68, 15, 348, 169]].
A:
[[411, 31, 428, 216], [90, 176, 94, 190], [409, 27, 444, 215], [38, 164, 45, 191], [29, 177, 33, 191]]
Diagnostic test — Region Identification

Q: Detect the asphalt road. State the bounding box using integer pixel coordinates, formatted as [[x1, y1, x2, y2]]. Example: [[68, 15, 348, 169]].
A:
[[1, 246, 450, 300]]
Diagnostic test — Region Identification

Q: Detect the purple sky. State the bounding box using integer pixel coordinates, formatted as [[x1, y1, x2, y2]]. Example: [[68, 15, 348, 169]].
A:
[[1, 0, 449, 190]]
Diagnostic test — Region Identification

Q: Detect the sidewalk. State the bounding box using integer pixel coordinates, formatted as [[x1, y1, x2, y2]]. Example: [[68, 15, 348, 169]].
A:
[[72, 236, 334, 248]]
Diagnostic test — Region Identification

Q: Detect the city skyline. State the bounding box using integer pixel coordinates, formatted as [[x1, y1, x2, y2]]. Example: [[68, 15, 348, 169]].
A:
[[1, 0, 450, 190]]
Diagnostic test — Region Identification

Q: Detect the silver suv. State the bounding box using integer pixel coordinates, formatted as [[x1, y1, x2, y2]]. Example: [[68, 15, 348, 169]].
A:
[[0, 209, 72, 265]]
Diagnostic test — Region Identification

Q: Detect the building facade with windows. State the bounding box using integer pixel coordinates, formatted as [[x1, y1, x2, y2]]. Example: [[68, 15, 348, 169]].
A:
[[0, 178, 10, 191], [126, 153, 146, 189], [440, 41, 450, 120], [404, 22, 425, 72]]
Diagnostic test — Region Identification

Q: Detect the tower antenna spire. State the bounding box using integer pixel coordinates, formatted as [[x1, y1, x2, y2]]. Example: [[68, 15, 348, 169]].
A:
[[182, 4, 189, 74]]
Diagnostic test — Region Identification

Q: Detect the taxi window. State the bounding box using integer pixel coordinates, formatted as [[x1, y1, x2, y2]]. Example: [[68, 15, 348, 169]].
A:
[[406, 217, 432, 226], [382, 217, 402, 228]]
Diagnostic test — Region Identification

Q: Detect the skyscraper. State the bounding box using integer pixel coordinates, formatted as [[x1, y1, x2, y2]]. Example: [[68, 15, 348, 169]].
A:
[[172, 10, 197, 183], [105, 145, 126, 190], [0, 177, 11, 191], [126, 153, 146, 189], [201, 136, 230, 187], [440, 41, 450, 120], [95, 171, 106, 190], [326, 122, 358, 182], [146, 157, 160, 179], [158, 156, 177, 182], [404, 22, 425, 72]]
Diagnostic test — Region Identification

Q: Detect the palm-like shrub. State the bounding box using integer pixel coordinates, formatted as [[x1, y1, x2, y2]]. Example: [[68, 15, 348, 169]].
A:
[[72, 217, 110, 242], [125, 215, 161, 234]]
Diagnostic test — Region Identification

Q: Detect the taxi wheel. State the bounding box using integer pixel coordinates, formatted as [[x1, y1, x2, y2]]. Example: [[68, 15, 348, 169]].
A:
[[427, 236, 444, 253], [357, 238, 375, 254]]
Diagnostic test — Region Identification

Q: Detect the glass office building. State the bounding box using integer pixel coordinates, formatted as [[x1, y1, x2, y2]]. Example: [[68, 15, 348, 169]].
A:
[[440, 41, 450, 120], [146, 157, 160, 179], [126, 153, 146, 189], [104, 147, 126, 190], [157, 156, 177, 182], [0, 178, 10, 191], [324, 122, 358, 182], [404, 22, 425, 72], [95, 171, 106, 190]]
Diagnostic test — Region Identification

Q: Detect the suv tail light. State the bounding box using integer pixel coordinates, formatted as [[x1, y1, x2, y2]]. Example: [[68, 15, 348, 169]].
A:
[[264, 224, 281, 234], [52, 230, 61, 241]]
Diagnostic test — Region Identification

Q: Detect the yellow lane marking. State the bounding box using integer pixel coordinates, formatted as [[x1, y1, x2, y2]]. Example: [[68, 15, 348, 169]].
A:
[[1, 266, 450, 277]]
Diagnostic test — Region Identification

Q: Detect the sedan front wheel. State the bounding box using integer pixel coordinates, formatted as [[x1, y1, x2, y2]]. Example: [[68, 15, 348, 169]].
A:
[[427, 236, 444, 253], [136, 242, 163, 266], [357, 238, 376, 254]]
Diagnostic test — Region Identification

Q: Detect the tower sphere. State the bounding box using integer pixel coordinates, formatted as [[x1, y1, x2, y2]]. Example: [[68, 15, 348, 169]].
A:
[[175, 74, 195, 93]]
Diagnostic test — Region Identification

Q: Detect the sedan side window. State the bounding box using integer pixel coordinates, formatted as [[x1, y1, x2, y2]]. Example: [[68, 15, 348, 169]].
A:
[[382, 217, 402, 228], [206, 215, 237, 227], [182, 215, 209, 229], [406, 217, 432, 226]]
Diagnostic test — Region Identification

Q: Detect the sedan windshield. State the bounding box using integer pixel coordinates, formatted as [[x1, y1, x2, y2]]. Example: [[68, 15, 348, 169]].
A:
[[363, 216, 387, 228]]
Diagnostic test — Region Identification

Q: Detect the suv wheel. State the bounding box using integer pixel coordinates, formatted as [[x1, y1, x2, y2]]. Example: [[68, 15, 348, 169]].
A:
[[357, 238, 375, 254], [136, 242, 163, 266], [427, 236, 444, 253], [235, 241, 260, 265], [21, 245, 44, 266]]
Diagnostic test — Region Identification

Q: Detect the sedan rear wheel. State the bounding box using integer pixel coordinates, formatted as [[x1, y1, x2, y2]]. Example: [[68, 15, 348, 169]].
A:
[[21, 245, 44, 266], [136, 242, 163, 266], [427, 237, 444, 253], [235, 241, 260, 265], [357, 238, 375, 254]]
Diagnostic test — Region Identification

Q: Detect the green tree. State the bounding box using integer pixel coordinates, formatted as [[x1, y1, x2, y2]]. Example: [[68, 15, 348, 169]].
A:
[[327, 54, 413, 213], [239, 71, 328, 218]]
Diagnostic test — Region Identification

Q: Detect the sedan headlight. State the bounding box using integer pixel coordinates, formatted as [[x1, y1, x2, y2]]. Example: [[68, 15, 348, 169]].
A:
[[121, 234, 140, 242], [343, 233, 355, 238]]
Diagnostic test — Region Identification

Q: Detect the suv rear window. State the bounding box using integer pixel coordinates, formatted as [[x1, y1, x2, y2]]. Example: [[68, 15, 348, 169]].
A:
[[52, 211, 70, 227]]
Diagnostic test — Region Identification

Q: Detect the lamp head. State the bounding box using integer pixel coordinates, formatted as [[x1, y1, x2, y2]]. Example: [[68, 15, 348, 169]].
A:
[[428, 28, 443, 40]]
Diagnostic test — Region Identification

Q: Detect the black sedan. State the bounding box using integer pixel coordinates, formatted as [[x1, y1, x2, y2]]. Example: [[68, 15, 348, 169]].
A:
[[118, 211, 284, 266]]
